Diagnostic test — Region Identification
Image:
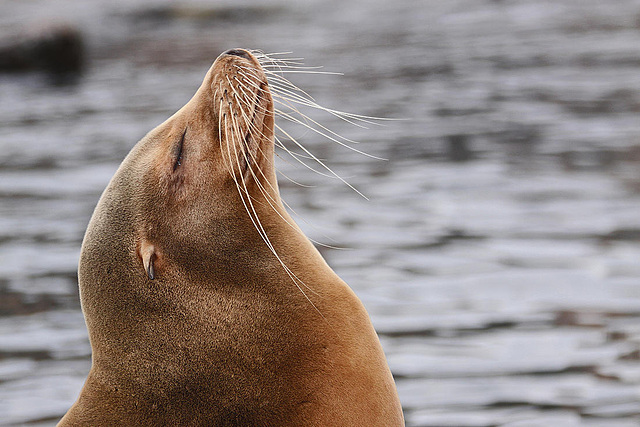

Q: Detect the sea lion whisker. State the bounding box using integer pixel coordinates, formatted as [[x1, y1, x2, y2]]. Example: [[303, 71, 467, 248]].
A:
[[235, 72, 361, 148], [266, 69, 345, 76], [218, 90, 237, 180], [272, 106, 369, 154], [273, 139, 331, 175], [222, 87, 342, 286], [251, 69, 319, 103], [261, 64, 331, 71], [253, 52, 334, 73], [274, 131, 340, 180], [273, 137, 337, 179], [251, 51, 309, 67], [225, 76, 259, 173], [262, 75, 384, 131], [274, 134, 335, 177], [268, 82, 380, 129], [255, 160, 348, 250], [273, 106, 385, 161], [258, 66, 393, 126], [223, 87, 331, 172], [274, 123, 341, 175], [223, 109, 256, 211], [273, 136, 319, 162], [258, 63, 305, 72], [254, 81, 327, 119], [252, 169, 346, 251], [272, 100, 363, 147], [235, 67, 264, 82], [230, 77, 273, 120], [273, 164, 315, 188], [256, 58, 320, 67], [231, 81, 331, 170], [274, 122, 368, 199], [228, 75, 269, 116], [255, 56, 307, 66], [250, 50, 296, 57], [244, 151, 338, 252], [230, 103, 344, 251], [225, 112, 324, 305], [253, 55, 386, 145], [224, 93, 270, 213], [227, 89, 311, 188], [235, 66, 269, 83], [266, 85, 327, 118], [235, 67, 376, 194], [238, 67, 313, 101], [257, 59, 309, 67], [272, 88, 393, 123], [250, 49, 300, 60], [222, 103, 284, 290]]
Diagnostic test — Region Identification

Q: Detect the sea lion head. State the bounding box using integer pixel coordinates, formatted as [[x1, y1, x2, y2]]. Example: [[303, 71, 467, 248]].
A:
[[79, 49, 280, 344], [132, 48, 276, 280]]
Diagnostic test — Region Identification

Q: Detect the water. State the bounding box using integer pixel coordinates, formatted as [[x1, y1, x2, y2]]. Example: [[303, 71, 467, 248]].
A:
[[2, 0, 640, 425]]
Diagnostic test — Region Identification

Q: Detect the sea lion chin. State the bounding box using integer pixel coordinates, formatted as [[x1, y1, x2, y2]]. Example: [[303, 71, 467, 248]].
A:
[[58, 48, 404, 426]]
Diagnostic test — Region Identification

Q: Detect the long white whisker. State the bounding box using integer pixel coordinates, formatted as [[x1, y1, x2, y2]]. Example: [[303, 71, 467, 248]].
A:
[[228, 117, 327, 311], [269, 83, 384, 128], [238, 71, 382, 151], [261, 73, 387, 129], [274, 122, 368, 199], [226, 73, 340, 295], [258, 66, 398, 124], [229, 89, 344, 250], [276, 136, 332, 166], [274, 166, 315, 188], [226, 52, 380, 259], [232, 75, 339, 175], [274, 106, 386, 161]]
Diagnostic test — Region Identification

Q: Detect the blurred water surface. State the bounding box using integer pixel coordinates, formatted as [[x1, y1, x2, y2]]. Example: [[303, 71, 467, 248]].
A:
[[2, 0, 640, 425]]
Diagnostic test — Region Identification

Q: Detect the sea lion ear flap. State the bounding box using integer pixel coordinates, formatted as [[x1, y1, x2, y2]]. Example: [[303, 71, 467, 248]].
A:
[[139, 241, 157, 280]]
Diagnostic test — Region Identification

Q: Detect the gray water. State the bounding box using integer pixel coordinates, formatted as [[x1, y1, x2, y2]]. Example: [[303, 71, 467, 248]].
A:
[[2, 0, 640, 425]]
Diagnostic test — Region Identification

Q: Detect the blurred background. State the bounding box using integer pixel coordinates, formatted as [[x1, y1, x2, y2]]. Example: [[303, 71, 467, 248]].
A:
[[2, 0, 640, 425]]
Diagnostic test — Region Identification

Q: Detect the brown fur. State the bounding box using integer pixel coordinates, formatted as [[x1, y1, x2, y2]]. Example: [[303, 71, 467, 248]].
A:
[[58, 50, 404, 426]]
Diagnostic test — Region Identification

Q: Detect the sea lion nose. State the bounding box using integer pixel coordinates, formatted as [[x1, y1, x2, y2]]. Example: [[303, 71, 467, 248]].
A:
[[223, 49, 252, 60]]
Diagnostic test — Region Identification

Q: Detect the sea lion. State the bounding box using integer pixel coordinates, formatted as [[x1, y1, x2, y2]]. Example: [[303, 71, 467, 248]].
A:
[[58, 48, 404, 426]]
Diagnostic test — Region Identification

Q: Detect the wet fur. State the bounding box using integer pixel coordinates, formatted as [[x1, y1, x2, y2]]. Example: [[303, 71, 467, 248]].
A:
[[58, 50, 404, 426]]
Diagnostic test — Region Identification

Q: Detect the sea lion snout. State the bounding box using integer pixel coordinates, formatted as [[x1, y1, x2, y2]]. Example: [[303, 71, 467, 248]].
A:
[[214, 48, 259, 69], [222, 48, 253, 61]]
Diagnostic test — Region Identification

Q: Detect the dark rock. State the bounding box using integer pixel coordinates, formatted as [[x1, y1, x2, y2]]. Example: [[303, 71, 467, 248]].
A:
[[0, 24, 84, 77]]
